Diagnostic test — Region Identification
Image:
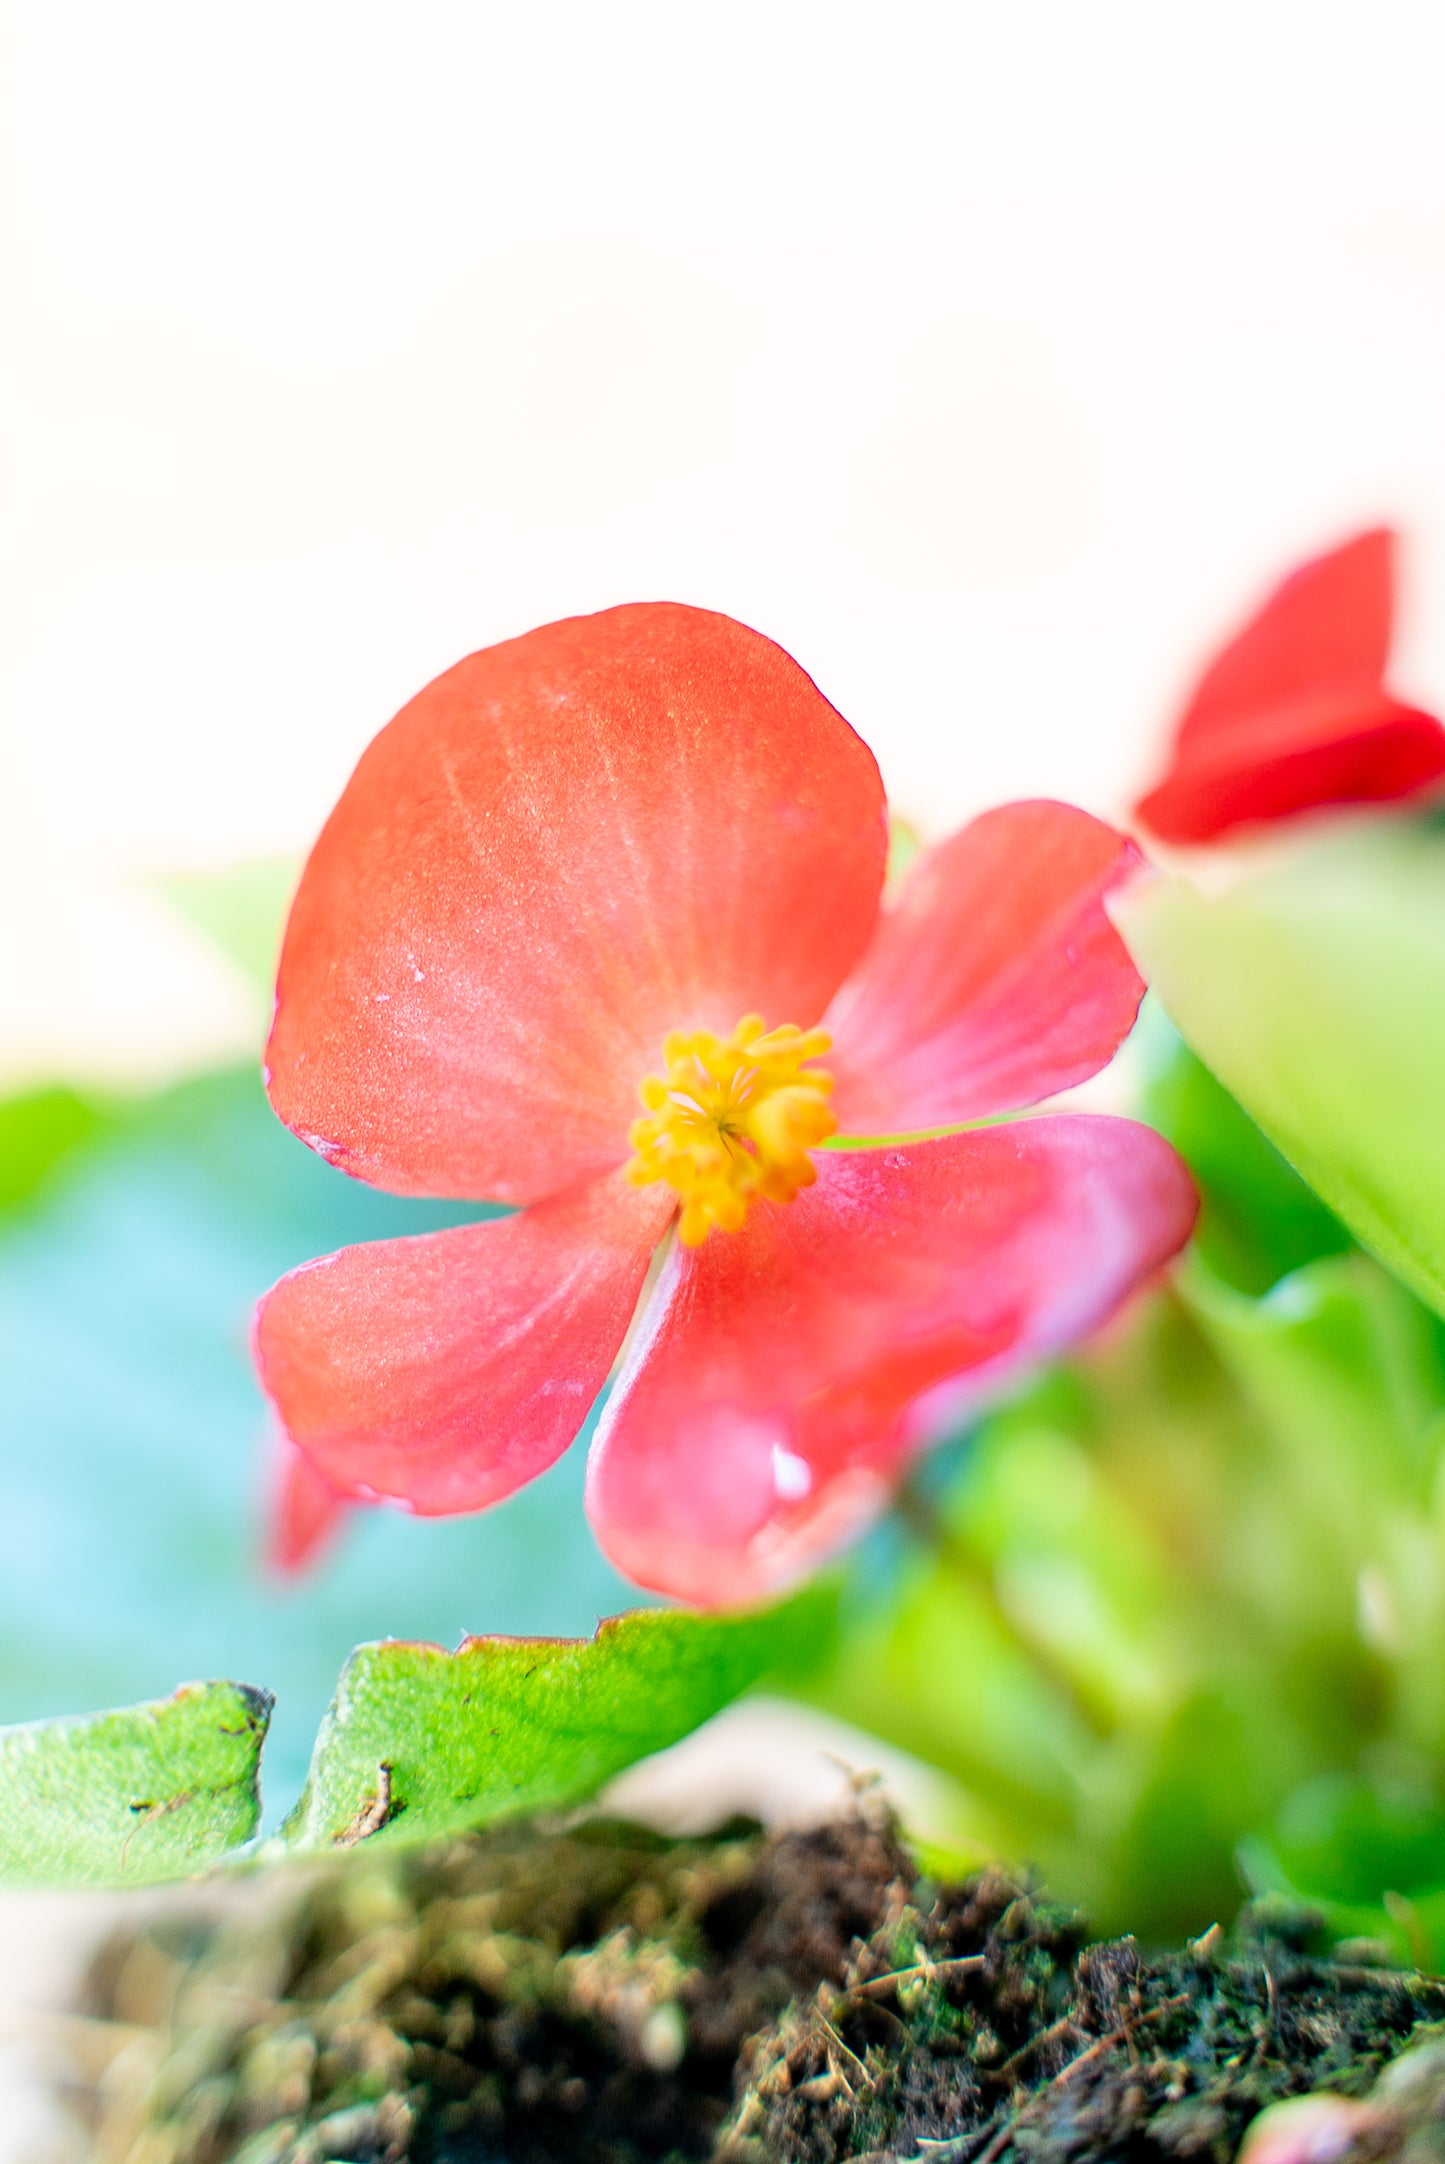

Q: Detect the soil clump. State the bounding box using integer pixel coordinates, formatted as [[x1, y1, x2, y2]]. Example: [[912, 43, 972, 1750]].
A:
[[78, 1812, 1445, 2164]]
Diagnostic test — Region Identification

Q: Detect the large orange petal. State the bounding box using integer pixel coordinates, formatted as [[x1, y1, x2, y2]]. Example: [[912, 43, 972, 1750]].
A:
[[267, 604, 887, 1202], [585, 1117, 1197, 1607], [824, 802, 1145, 1134], [1135, 529, 1445, 843], [254, 1171, 673, 1514]]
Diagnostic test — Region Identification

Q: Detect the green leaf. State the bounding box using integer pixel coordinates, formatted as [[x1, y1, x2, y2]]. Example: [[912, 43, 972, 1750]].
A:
[[0, 1085, 114, 1212], [0, 1679, 271, 1888], [1240, 1773, 1445, 1967], [1105, 1684, 1305, 1940], [1114, 823, 1445, 1319], [0, 1063, 643, 1816], [1181, 1251, 1445, 1509], [804, 1231, 1445, 1940], [1262, 1772, 1445, 1908], [283, 1597, 831, 1854], [153, 857, 298, 991], [1139, 1012, 1349, 1294]]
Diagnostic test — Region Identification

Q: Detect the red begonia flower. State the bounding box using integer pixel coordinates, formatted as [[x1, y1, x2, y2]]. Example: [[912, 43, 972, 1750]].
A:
[[256, 603, 1197, 1606], [268, 1429, 350, 1573], [587, 1118, 1193, 1605], [1134, 528, 1445, 845]]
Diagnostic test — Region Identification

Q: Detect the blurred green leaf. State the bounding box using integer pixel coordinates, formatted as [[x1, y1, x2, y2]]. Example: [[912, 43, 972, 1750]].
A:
[[0, 1679, 270, 1889], [807, 1236, 1445, 1940], [1265, 1773, 1445, 1907], [1115, 823, 1445, 1319], [0, 1085, 114, 1211], [1140, 1014, 1349, 1294], [1183, 1252, 1445, 1514], [284, 1597, 831, 1854], [1241, 1773, 1445, 1967], [1103, 1685, 1307, 1939], [154, 857, 298, 992]]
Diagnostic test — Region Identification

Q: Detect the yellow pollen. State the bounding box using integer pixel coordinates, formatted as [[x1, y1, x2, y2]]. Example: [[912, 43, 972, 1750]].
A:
[[624, 1013, 837, 1246]]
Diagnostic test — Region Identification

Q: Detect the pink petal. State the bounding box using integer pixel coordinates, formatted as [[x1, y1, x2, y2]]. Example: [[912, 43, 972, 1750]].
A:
[[267, 1429, 350, 1574], [823, 802, 1145, 1134], [254, 1171, 673, 1514], [267, 604, 886, 1203], [1135, 529, 1445, 843], [586, 1117, 1197, 1606]]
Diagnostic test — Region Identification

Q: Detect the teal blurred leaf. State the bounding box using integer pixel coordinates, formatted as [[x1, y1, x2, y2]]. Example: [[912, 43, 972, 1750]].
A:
[[284, 1597, 831, 1854], [0, 1679, 269, 1889], [0, 1065, 646, 1820], [1115, 823, 1445, 1319]]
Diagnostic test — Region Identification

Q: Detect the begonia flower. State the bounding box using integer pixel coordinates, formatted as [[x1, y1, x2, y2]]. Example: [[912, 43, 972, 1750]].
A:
[[1134, 528, 1445, 845], [255, 604, 1197, 1606], [268, 1428, 349, 1574]]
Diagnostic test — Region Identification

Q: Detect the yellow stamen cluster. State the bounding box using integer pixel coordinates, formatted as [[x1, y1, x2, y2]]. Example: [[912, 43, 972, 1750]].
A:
[[625, 1014, 837, 1246]]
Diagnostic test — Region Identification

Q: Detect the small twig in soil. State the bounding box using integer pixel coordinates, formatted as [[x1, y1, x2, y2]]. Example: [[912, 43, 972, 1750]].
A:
[[1331, 1965, 1445, 1990], [984, 2011, 1080, 2086], [846, 1954, 988, 2002], [967, 1992, 1192, 2164], [812, 2004, 874, 2093], [901, 2122, 1006, 2162]]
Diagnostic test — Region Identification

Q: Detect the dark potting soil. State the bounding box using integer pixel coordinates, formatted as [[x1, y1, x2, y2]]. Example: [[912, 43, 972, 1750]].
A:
[[80, 1810, 1445, 2164]]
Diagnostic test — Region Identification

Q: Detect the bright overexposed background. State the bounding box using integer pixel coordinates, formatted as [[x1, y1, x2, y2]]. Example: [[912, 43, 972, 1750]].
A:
[[4, 0, 1445, 1085]]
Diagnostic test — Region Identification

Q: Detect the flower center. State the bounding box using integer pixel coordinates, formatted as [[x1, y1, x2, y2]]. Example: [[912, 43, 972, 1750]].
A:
[[625, 1014, 837, 1246]]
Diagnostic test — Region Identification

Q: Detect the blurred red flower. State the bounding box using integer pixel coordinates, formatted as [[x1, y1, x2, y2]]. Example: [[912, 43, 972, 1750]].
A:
[[1134, 529, 1445, 845], [268, 1428, 349, 1574], [255, 604, 1195, 1606]]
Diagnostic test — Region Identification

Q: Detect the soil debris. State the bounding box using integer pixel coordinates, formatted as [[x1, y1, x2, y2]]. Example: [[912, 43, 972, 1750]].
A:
[[72, 1812, 1445, 2164]]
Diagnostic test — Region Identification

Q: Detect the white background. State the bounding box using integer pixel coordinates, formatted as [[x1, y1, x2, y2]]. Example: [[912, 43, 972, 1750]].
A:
[[4, 1, 1445, 1084]]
